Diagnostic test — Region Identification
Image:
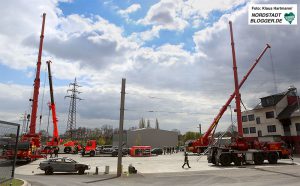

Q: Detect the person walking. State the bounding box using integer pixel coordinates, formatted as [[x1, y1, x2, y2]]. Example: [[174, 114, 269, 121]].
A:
[[54, 147, 59, 158], [182, 152, 191, 168], [49, 147, 53, 158]]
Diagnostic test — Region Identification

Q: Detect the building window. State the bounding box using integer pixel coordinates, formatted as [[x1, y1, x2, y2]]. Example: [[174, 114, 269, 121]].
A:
[[256, 117, 261, 124], [250, 127, 256, 133], [266, 111, 275, 119], [248, 114, 255, 121], [242, 116, 248, 122], [243, 128, 249, 134], [296, 123, 300, 136], [258, 130, 262, 137], [267, 125, 276, 133]]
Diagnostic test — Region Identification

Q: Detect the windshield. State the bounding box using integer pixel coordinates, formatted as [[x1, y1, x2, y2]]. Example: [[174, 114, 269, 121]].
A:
[[65, 158, 77, 163]]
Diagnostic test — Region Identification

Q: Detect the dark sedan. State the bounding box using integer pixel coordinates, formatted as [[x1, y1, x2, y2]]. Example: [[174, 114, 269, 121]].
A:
[[151, 148, 163, 155]]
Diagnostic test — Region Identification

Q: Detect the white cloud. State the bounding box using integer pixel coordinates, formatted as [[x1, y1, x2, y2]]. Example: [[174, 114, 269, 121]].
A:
[[133, 0, 248, 42], [138, 0, 188, 31], [0, 0, 299, 134], [118, 3, 141, 16]]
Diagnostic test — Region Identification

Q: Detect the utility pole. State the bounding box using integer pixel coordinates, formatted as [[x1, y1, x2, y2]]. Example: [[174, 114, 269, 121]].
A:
[[65, 78, 82, 139], [198, 124, 201, 135], [117, 78, 126, 177]]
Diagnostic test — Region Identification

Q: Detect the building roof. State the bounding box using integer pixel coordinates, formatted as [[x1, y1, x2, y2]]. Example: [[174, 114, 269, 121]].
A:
[[130, 128, 178, 133], [260, 91, 287, 108]]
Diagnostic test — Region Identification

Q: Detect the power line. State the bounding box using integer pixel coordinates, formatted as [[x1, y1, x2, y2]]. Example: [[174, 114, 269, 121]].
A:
[[124, 108, 210, 115], [125, 92, 204, 105]]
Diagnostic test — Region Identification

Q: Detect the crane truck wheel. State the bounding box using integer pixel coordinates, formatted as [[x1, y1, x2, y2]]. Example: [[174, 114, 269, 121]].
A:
[[219, 153, 232, 166], [267, 152, 278, 164], [233, 157, 242, 166], [211, 157, 216, 165], [90, 150, 95, 157], [253, 153, 264, 165]]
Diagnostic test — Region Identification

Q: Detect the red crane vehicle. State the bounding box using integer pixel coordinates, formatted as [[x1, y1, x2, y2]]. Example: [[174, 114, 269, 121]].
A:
[[187, 42, 271, 154], [81, 140, 124, 157], [42, 60, 60, 152], [81, 140, 97, 157], [42, 61, 82, 154], [6, 13, 47, 162], [206, 21, 291, 166]]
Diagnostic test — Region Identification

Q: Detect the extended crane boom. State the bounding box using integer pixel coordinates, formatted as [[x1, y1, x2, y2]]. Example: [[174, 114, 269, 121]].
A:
[[229, 21, 243, 136], [29, 13, 46, 135], [46, 60, 59, 146], [190, 43, 270, 153], [15, 13, 46, 161]]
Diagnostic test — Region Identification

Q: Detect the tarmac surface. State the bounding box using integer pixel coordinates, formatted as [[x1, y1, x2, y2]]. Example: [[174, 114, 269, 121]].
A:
[[15, 152, 243, 175], [15, 152, 300, 185]]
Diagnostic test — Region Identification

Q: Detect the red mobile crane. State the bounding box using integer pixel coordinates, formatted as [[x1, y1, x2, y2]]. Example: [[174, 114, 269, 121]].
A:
[[45, 61, 60, 147], [6, 13, 47, 162], [43, 61, 81, 154], [206, 21, 291, 166], [188, 42, 270, 153]]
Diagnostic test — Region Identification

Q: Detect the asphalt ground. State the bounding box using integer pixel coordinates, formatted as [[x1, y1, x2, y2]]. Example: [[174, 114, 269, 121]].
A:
[[15, 152, 298, 175], [17, 164, 300, 186], [14, 152, 300, 185]]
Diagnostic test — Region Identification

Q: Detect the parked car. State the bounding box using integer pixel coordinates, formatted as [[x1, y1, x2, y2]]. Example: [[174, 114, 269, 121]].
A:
[[151, 148, 163, 155], [39, 157, 90, 175], [111, 148, 129, 157]]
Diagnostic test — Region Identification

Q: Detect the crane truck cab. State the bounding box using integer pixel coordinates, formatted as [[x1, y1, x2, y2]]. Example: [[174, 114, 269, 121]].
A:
[[81, 140, 97, 157]]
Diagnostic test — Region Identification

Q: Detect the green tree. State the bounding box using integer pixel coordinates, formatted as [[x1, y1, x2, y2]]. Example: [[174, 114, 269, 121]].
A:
[[97, 137, 106, 146]]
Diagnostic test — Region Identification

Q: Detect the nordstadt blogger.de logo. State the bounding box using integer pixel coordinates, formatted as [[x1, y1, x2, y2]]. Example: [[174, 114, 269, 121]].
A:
[[248, 4, 297, 25]]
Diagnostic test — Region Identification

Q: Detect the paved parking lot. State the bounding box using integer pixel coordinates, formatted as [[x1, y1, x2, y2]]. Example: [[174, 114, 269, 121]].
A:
[[17, 164, 300, 186], [15, 152, 298, 175]]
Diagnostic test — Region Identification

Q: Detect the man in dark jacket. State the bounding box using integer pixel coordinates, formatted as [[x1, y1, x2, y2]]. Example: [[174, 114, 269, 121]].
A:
[[54, 147, 59, 158], [182, 152, 191, 168]]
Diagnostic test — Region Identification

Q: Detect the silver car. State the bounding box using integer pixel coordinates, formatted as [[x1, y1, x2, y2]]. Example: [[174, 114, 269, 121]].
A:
[[39, 157, 90, 175]]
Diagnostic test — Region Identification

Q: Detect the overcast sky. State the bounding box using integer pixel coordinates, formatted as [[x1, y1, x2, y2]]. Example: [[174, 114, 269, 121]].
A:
[[0, 0, 299, 134]]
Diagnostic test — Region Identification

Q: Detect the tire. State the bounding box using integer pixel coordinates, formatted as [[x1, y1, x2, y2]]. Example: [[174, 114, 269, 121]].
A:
[[90, 151, 95, 157], [45, 167, 53, 175], [64, 147, 71, 154], [254, 153, 264, 165], [219, 153, 232, 166], [268, 152, 278, 164], [78, 167, 85, 175], [211, 156, 216, 165], [233, 156, 242, 166]]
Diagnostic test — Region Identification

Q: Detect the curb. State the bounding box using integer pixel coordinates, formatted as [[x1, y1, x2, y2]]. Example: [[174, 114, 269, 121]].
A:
[[18, 178, 30, 186]]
